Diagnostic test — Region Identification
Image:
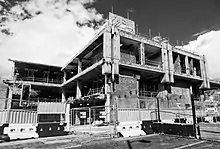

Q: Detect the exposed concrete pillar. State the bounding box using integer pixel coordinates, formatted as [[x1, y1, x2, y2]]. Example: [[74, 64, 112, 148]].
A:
[[200, 55, 210, 89], [203, 56, 210, 88], [174, 54, 181, 74], [104, 75, 111, 94], [103, 27, 112, 62], [193, 67, 197, 77], [63, 71, 67, 82], [76, 80, 82, 99], [185, 56, 190, 75], [64, 103, 70, 131], [189, 58, 194, 75], [6, 86, 12, 109], [161, 43, 170, 83], [135, 75, 141, 96], [135, 74, 141, 120], [167, 44, 174, 83], [61, 89, 66, 102], [105, 94, 111, 122], [139, 43, 145, 65], [111, 27, 120, 77], [78, 59, 82, 74]]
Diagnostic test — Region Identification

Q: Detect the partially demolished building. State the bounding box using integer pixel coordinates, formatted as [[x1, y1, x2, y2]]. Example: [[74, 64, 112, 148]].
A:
[[61, 13, 220, 112], [2, 12, 220, 120], [1, 13, 220, 140]]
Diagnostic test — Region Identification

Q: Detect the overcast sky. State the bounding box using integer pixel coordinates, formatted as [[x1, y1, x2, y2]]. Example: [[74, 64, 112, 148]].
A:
[[0, 0, 220, 79]]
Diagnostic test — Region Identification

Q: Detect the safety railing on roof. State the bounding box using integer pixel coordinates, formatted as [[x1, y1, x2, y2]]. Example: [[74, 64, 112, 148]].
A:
[[87, 86, 104, 96], [15, 76, 63, 84], [139, 90, 158, 98]]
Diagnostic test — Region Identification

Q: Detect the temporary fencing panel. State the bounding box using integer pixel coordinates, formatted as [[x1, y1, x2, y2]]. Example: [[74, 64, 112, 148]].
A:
[[117, 108, 156, 122], [69, 106, 116, 136], [37, 102, 66, 114], [0, 109, 37, 124]]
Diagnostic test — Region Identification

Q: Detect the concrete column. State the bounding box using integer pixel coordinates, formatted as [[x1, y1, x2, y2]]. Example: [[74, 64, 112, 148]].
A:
[[185, 56, 190, 75], [104, 75, 111, 94], [161, 43, 170, 83], [64, 103, 70, 131], [167, 44, 174, 83], [78, 59, 82, 74], [76, 80, 82, 99], [104, 75, 111, 123], [135, 75, 141, 96], [135, 74, 141, 120], [203, 56, 210, 88], [105, 94, 111, 122], [102, 29, 112, 75], [63, 71, 67, 82], [189, 59, 194, 75], [103, 28, 112, 62], [139, 43, 145, 65], [174, 55, 181, 74], [6, 86, 12, 109], [111, 27, 120, 76], [200, 55, 210, 89], [193, 67, 197, 77], [61, 89, 66, 102]]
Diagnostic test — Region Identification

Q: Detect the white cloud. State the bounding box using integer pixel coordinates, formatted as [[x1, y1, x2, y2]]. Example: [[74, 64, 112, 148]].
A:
[[0, 0, 103, 78], [180, 30, 220, 80]]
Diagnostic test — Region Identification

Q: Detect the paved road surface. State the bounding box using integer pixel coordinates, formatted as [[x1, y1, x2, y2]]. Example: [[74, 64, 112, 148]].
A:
[[1, 134, 220, 149]]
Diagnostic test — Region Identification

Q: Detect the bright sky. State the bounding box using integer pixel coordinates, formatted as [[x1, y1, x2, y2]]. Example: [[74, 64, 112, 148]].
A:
[[0, 0, 220, 79]]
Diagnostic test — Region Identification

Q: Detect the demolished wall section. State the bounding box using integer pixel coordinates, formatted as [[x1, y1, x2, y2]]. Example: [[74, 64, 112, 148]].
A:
[[111, 75, 138, 108]]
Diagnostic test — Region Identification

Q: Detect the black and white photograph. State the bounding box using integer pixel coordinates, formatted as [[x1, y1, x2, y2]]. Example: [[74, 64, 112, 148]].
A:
[[0, 0, 220, 148]]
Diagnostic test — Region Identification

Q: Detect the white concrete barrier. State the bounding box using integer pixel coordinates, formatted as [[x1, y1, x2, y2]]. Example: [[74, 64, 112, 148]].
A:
[[3, 124, 38, 140], [117, 121, 146, 137]]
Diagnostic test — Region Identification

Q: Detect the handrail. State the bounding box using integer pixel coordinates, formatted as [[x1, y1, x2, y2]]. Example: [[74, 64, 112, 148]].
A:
[[139, 90, 158, 98], [87, 86, 104, 96], [145, 59, 163, 68], [15, 76, 63, 84], [150, 110, 193, 121]]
